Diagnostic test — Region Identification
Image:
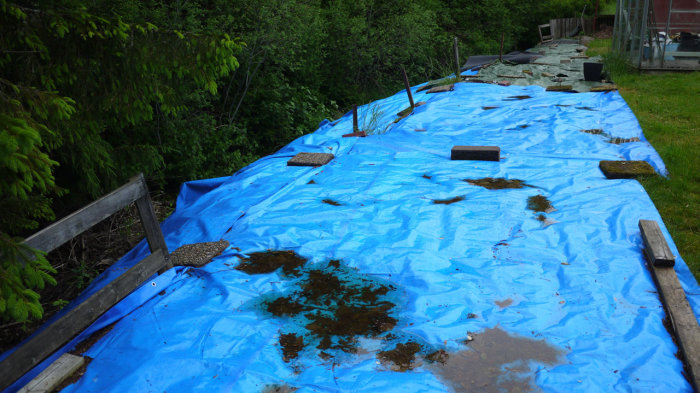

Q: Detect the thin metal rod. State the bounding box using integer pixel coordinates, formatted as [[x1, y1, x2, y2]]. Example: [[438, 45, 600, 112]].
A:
[[661, 0, 673, 67], [453, 37, 461, 78], [401, 67, 414, 108], [353, 105, 358, 132], [499, 33, 504, 62], [638, 0, 650, 68]]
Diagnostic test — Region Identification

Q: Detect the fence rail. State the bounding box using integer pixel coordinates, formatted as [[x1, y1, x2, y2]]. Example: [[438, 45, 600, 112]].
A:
[[0, 173, 171, 391]]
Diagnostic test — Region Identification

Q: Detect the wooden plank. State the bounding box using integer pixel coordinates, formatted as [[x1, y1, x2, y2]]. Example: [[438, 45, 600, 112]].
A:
[[23, 174, 148, 253], [0, 250, 167, 391], [646, 259, 700, 392], [17, 353, 84, 393], [546, 85, 574, 91], [135, 192, 171, 271], [450, 146, 500, 161], [639, 220, 675, 266], [426, 84, 454, 94]]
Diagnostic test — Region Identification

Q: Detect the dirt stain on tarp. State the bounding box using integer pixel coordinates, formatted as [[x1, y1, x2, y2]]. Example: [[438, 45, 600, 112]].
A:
[[427, 327, 564, 393], [280, 333, 304, 361], [378, 341, 423, 371], [236, 250, 308, 277], [243, 255, 399, 363], [503, 95, 532, 101], [433, 196, 465, 205], [527, 195, 555, 213], [482, 106, 499, 110], [495, 298, 513, 309], [580, 128, 604, 135], [261, 384, 298, 393], [464, 177, 531, 190], [322, 198, 342, 206], [608, 137, 640, 144]]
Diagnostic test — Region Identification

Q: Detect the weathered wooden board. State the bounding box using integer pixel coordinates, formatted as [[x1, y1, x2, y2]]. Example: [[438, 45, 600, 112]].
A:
[[590, 85, 618, 92], [23, 174, 148, 254], [639, 220, 675, 267], [17, 353, 84, 393], [546, 85, 574, 91], [287, 153, 334, 167], [0, 250, 167, 391], [426, 84, 454, 94], [645, 252, 700, 392], [136, 191, 171, 271], [451, 146, 500, 161]]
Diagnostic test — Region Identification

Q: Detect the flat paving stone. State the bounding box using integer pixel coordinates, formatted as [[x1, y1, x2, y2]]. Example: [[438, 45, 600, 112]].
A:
[[287, 153, 334, 167]]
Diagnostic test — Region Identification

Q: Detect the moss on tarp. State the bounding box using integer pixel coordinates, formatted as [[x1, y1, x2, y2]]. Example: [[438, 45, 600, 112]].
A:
[[599, 160, 657, 179]]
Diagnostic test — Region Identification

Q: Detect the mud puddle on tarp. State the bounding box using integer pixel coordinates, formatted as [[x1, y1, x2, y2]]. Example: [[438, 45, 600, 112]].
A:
[[427, 327, 565, 393], [261, 384, 297, 393]]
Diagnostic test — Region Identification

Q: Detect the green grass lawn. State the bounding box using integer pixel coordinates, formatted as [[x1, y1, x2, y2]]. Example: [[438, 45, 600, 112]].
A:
[[588, 39, 700, 280]]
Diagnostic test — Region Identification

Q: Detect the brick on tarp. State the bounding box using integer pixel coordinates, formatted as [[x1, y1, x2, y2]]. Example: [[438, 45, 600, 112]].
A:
[[451, 146, 500, 161], [287, 153, 334, 167]]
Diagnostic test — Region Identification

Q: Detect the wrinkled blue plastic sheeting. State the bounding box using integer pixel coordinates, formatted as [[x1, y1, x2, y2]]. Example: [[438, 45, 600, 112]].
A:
[[4, 80, 699, 393]]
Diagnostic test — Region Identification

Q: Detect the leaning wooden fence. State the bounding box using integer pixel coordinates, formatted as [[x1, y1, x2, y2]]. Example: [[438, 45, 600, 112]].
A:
[[549, 17, 596, 39], [0, 173, 171, 391]]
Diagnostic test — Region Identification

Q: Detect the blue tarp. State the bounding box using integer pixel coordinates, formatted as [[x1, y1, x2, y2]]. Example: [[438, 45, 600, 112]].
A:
[[4, 76, 699, 393]]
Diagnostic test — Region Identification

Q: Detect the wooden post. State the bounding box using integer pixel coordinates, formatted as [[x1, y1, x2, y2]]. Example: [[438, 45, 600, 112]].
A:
[[593, 0, 599, 33], [401, 67, 414, 108], [352, 105, 358, 132], [453, 37, 461, 78], [499, 33, 505, 62]]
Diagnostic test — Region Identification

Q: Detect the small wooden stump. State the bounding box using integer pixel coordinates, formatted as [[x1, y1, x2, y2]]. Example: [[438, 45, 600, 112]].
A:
[[427, 84, 454, 94], [451, 146, 500, 161], [546, 85, 574, 92], [287, 153, 334, 167], [639, 220, 675, 267], [599, 160, 656, 179], [342, 131, 367, 138], [171, 240, 230, 267], [18, 353, 85, 393]]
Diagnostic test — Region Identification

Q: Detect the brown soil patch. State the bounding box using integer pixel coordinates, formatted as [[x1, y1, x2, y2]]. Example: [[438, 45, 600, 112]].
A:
[[235, 250, 308, 277], [378, 341, 423, 371], [464, 178, 530, 190]]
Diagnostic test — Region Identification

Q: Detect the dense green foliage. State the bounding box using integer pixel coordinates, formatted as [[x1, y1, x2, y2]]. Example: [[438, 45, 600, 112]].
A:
[[1, 0, 610, 323]]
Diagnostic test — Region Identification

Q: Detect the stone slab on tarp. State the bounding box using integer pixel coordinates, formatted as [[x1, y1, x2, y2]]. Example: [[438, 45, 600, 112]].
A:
[[287, 152, 334, 167]]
